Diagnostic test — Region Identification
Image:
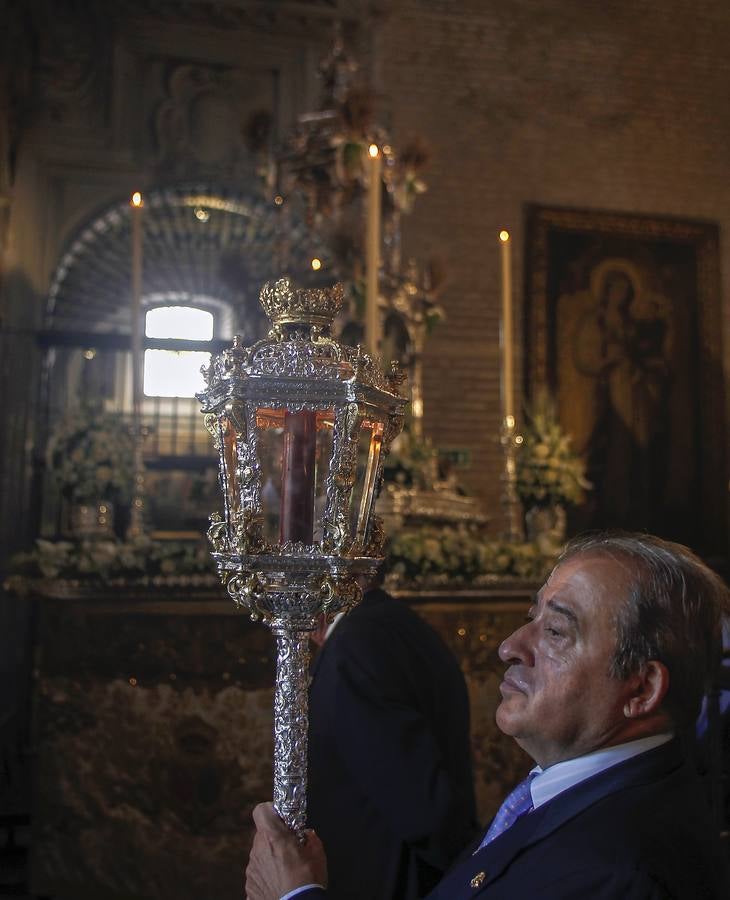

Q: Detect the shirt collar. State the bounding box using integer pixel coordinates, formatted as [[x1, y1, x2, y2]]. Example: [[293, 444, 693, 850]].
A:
[[324, 611, 346, 642], [529, 732, 674, 810]]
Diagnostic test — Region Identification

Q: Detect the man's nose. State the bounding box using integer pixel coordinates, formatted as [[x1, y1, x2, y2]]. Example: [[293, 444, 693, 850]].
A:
[[498, 621, 534, 665]]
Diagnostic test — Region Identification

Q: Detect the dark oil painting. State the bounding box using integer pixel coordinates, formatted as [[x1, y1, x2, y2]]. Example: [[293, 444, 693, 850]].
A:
[[525, 206, 725, 556]]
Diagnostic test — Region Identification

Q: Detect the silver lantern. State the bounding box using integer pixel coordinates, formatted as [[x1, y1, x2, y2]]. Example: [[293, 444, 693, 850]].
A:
[[197, 277, 406, 833]]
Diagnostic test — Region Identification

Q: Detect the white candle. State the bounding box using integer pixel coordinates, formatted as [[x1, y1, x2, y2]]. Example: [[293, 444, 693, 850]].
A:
[[365, 143, 382, 357], [499, 229, 514, 423], [130, 191, 144, 420]]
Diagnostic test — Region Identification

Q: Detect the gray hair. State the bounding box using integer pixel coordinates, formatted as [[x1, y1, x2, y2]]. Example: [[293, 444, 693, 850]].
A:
[[559, 532, 729, 731]]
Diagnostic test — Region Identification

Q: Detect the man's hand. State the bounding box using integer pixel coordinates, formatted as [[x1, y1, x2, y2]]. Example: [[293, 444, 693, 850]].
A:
[[245, 802, 327, 900]]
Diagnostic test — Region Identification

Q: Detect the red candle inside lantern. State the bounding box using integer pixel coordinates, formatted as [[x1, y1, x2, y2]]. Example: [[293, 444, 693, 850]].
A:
[[279, 410, 317, 543]]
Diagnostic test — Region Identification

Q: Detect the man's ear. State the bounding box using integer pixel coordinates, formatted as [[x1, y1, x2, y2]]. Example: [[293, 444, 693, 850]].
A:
[[623, 660, 670, 719]]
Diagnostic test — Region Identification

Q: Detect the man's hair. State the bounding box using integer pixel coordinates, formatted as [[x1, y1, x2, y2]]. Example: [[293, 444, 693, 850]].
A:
[[559, 532, 729, 731]]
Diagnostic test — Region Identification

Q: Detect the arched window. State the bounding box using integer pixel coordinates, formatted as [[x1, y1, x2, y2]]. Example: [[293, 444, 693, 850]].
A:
[[144, 305, 213, 398]]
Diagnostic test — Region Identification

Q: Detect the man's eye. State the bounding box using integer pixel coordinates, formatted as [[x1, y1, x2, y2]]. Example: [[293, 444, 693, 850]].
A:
[[545, 626, 563, 638]]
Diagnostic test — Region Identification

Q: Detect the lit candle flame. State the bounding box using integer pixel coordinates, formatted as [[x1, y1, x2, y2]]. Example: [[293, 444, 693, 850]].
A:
[[131, 191, 143, 208], [311, 258, 322, 271], [368, 143, 379, 158], [499, 229, 510, 242]]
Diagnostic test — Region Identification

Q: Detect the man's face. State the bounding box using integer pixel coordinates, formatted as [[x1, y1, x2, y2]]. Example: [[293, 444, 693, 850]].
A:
[[495, 552, 638, 768]]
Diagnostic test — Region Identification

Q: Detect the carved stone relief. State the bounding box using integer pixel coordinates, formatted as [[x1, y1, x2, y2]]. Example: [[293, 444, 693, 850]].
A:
[[150, 61, 275, 179], [26, 0, 110, 127]]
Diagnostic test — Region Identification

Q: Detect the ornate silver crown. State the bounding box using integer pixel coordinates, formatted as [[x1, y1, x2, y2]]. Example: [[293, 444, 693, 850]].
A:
[[259, 276, 344, 331]]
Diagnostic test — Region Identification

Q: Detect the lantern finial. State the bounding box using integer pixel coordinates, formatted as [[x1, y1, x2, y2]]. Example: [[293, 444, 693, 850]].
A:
[[260, 276, 344, 333]]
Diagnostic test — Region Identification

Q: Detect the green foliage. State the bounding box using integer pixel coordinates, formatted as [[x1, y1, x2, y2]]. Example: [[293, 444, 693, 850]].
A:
[[341, 141, 364, 178], [424, 306, 444, 335]]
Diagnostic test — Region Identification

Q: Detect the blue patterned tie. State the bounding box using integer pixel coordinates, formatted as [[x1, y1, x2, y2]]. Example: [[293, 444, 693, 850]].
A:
[[478, 773, 536, 850]]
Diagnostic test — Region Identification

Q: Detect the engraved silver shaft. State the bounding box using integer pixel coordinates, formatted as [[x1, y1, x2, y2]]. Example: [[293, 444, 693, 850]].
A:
[[272, 629, 311, 834]]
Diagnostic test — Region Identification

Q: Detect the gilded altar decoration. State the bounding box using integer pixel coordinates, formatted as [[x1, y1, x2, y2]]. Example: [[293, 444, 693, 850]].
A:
[[197, 278, 406, 832], [275, 32, 428, 241], [272, 28, 433, 344]]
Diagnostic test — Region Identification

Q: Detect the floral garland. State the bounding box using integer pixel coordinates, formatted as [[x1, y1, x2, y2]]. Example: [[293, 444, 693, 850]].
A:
[[387, 525, 557, 586], [5, 527, 555, 595], [4, 536, 215, 595]]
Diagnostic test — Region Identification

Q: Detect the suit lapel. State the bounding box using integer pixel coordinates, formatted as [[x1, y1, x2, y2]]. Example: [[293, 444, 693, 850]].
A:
[[426, 738, 686, 899]]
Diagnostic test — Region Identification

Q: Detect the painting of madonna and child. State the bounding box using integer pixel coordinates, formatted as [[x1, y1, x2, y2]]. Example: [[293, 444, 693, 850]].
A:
[[525, 206, 726, 560]]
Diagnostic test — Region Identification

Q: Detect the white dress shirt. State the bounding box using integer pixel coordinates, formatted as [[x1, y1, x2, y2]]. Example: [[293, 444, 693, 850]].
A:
[[324, 611, 345, 641], [281, 884, 323, 900], [528, 732, 674, 809]]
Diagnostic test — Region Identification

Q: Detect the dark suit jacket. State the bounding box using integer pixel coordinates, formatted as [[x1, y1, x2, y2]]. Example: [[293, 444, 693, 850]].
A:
[[426, 737, 729, 899], [298, 738, 729, 899], [306, 588, 478, 900]]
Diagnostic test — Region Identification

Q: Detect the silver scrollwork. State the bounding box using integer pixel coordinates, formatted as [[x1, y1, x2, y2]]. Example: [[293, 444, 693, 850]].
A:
[[272, 630, 311, 834], [197, 280, 406, 838]]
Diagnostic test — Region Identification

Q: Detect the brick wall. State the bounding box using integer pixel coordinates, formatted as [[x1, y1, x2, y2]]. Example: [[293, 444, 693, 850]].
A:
[[376, 0, 730, 529]]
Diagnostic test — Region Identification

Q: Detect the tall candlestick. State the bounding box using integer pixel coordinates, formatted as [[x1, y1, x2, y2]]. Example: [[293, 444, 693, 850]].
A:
[[499, 229, 514, 422], [365, 143, 382, 357], [498, 228, 523, 542], [128, 191, 145, 537], [130, 192, 144, 419]]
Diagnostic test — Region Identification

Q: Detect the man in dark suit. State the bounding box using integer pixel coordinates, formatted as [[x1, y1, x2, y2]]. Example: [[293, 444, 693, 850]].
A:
[[245, 533, 730, 899], [305, 585, 478, 899]]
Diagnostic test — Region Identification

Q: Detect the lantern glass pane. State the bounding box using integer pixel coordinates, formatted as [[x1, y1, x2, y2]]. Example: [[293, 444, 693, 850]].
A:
[[256, 408, 333, 546], [220, 416, 240, 525], [257, 410, 284, 544], [350, 420, 384, 543], [313, 414, 334, 544]]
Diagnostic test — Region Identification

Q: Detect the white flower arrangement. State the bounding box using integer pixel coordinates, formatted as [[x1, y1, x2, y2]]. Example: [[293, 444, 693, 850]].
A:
[[47, 405, 135, 505], [4, 535, 215, 593], [516, 404, 591, 509], [387, 525, 556, 584]]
